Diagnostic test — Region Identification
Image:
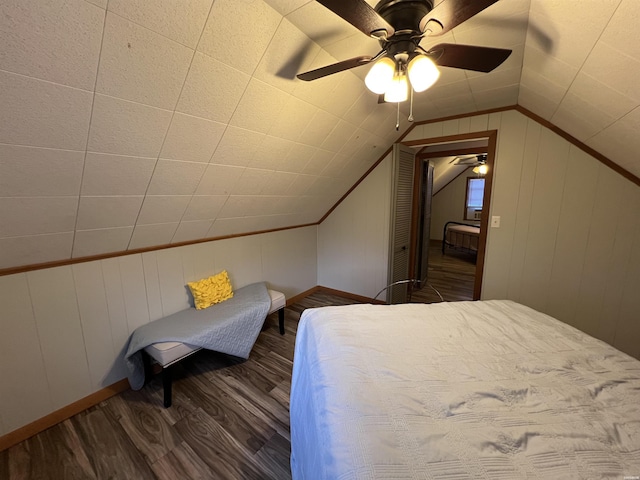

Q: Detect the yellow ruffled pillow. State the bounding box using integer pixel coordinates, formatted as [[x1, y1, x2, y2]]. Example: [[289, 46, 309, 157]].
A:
[[187, 270, 234, 310]]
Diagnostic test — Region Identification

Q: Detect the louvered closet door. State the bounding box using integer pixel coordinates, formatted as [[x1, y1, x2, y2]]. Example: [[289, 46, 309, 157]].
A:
[[387, 143, 415, 304]]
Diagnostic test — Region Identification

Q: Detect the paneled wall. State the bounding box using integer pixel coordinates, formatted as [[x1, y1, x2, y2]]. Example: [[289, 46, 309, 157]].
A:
[[318, 154, 392, 299], [324, 110, 640, 359], [408, 111, 640, 358], [431, 171, 479, 241], [2, 109, 639, 439], [0, 226, 317, 436]]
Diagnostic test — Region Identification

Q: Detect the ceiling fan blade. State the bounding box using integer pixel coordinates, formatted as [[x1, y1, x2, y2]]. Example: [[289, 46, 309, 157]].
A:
[[317, 0, 394, 38], [297, 56, 373, 81], [470, 15, 554, 53], [420, 0, 500, 36], [450, 155, 474, 164], [276, 28, 347, 80], [428, 43, 511, 72]]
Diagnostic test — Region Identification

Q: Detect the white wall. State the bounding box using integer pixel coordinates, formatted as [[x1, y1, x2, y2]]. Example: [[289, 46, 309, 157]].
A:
[[318, 154, 392, 299], [3, 108, 639, 438], [478, 111, 640, 360], [337, 110, 640, 359], [0, 226, 317, 436], [431, 170, 480, 241]]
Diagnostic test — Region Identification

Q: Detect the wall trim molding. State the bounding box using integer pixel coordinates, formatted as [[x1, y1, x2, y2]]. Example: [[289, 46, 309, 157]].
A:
[[316, 285, 386, 305], [403, 130, 497, 301], [322, 105, 639, 223], [0, 284, 374, 452], [318, 145, 395, 223], [286, 286, 321, 306], [3, 107, 638, 278], [0, 223, 317, 277], [0, 378, 131, 452], [407, 105, 515, 129], [515, 105, 640, 187]]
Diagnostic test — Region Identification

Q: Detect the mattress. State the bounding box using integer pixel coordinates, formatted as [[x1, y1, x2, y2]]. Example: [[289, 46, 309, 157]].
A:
[[447, 224, 480, 236], [290, 300, 640, 479]]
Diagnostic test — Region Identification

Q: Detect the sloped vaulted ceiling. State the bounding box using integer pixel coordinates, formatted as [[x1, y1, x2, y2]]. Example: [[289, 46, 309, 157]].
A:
[[0, 0, 638, 271]]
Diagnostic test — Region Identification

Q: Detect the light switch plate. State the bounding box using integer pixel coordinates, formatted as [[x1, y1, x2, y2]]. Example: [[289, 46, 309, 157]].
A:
[[491, 216, 501, 228]]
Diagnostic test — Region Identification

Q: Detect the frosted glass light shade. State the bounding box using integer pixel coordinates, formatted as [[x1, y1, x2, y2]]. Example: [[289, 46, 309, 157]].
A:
[[384, 73, 409, 103], [365, 57, 395, 94], [473, 164, 489, 175], [407, 54, 440, 92]]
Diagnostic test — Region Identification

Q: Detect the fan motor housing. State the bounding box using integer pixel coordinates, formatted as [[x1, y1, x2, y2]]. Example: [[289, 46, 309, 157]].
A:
[[375, 0, 433, 34]]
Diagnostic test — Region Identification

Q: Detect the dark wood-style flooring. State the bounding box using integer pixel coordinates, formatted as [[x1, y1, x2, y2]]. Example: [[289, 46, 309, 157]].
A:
[[0, 251, 474, 479], [410, 240, 476, 303]]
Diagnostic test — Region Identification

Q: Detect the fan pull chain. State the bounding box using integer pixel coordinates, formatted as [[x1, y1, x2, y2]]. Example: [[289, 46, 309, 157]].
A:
[[408, 88, 414, 122], [396, 101, 400, 131]]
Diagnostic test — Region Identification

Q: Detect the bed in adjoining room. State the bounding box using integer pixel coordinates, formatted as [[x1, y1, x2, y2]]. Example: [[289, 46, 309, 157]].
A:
[[442, 221, 480, 258], [289, 300, 640, 479]]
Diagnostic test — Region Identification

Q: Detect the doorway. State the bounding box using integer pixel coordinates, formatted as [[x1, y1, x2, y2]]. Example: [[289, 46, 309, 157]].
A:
[[403, 131, 497, 302]]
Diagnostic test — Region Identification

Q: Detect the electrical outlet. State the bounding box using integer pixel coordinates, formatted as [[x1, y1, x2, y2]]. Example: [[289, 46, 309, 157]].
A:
[[491, 216, 501, 228]]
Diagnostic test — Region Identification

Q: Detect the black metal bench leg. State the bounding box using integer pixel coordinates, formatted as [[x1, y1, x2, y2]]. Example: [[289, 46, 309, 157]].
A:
[[278, 308, 285, 335], [162, 366, 172, 408], [142, 352, 152, 384]]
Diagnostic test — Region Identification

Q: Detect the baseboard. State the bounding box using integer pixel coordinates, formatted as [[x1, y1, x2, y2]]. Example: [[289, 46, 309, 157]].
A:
[[284, 285, 385, 307], [317, 285, 386, 305], [285, 286, 321, 306], [0, 284, 379, 452], [0, 378, 131, 452]]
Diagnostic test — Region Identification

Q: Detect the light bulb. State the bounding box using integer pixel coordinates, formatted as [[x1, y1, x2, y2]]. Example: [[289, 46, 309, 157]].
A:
[[365, 57, 395, 94], [473, 164, 489, 175], [384, 73, 409, 103], [407, 54, 440, 92]]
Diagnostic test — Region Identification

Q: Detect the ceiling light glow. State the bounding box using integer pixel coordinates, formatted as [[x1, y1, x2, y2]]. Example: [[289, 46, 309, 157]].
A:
[[408, 54, 440, 92], [384, 72, 409, 103], [473, 164, 489, 175], [365, 57, 395, 94]]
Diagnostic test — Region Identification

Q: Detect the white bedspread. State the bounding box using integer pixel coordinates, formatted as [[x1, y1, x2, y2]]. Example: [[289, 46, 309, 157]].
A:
[[290, 300, 640, 479]]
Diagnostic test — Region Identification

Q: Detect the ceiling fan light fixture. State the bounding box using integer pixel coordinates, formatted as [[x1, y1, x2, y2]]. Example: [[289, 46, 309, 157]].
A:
[[384, 72, 409, 103], [365, 56, 396, 94], [407, 54, 440, 92], [473, 164, 489, 175]]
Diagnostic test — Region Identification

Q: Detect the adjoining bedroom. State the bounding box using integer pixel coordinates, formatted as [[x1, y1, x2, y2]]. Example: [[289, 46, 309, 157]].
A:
[[405, 137, 491, 303], [1, 0, 640, 479]]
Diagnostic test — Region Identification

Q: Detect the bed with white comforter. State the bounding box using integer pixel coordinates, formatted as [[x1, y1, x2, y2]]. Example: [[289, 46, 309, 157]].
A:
[[290, 300, 640, 479]]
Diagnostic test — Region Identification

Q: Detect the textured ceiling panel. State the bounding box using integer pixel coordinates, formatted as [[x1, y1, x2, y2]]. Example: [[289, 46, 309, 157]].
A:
[[0, 0, 104, 89], [0, 0, 638, 270]]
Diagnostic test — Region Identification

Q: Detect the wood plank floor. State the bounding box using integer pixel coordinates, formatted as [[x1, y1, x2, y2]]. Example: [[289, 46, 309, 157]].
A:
[[0, 261, 472, 480], [0, 292, 363, 480], [410, 240, 477, 303]]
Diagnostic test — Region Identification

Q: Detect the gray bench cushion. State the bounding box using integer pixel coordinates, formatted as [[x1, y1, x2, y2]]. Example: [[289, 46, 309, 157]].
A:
[[124, 282, 271, 390], [145, 289, 286, 366]]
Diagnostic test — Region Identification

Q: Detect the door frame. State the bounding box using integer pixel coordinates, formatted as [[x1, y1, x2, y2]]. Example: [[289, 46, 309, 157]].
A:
[[402, 130, 498, 300]]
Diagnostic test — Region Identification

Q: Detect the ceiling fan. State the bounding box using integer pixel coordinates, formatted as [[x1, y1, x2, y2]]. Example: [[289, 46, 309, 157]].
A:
[[450, 154, 488, 166], [297, 0, 512, 103], [451, 153, 489, 174]]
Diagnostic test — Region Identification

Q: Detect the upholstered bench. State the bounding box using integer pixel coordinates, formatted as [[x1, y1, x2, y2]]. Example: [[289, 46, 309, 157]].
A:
[[143, 288, 286, 407]]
